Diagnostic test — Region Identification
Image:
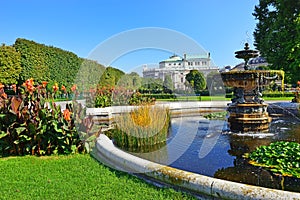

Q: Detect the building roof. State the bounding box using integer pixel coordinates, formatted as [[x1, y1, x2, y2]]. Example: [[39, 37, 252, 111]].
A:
[[248, 56, 267, 65], [160, 53, 210, 63], [185, 54, 209, 60], [160, 55, 183, 63], [230, 56, 269, 71]]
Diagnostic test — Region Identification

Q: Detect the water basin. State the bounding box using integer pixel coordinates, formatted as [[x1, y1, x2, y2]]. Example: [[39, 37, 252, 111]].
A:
[[130, 115, 300, 192]]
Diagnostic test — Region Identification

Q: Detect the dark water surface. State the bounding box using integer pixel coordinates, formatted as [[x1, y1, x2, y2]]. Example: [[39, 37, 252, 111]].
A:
[[132, 115, 300, 192]]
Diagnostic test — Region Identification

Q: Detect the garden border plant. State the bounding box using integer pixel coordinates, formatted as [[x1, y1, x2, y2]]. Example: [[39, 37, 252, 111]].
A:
[[107, 105, 170, 152], [0, 79, 96, 157]]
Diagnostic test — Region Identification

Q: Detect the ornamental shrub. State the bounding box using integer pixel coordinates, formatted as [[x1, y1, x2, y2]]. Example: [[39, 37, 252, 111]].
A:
[[86, 85, 156, 108], [0, 79, 94, 156]]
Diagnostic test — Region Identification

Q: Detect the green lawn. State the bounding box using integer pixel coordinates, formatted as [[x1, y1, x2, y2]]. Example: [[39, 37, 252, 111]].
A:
[[0, 154, 196, 200], [262, 97, 294, 101], [158, 96, 294, 102], [158, 95, 230, 101]]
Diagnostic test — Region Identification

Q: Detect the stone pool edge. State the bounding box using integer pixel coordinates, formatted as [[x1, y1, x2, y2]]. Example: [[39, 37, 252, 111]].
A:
[[92, 134, 300, 200]]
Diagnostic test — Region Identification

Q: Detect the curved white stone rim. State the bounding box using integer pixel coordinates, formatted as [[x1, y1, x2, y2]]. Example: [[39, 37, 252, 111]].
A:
[[93, 134, 300, 200]]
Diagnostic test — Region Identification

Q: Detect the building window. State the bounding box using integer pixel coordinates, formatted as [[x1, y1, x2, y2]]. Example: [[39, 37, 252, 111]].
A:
[[181, 77, 184, 83], [169, 63, 171, 66]]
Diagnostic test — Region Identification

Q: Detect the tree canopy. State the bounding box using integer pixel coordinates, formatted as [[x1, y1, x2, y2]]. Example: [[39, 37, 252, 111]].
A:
[[253, 0, 300, 83], [185, 70, 206, 94], [98, 66, 125, 87], [117, 72, 142, 90], [163, 74, 174, 93], [0, 44, 22, 85]]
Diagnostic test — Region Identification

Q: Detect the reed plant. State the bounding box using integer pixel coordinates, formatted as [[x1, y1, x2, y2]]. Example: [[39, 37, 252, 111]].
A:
[[110, 105, 170, 152]]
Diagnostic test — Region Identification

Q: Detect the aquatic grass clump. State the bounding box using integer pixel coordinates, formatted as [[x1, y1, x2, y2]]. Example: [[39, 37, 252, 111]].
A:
[[110, 106, 170, 152], [244, 141, 300, 178]]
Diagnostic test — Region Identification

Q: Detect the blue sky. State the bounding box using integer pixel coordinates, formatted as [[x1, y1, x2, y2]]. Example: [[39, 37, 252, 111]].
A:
[[0, 0, 259, 73]]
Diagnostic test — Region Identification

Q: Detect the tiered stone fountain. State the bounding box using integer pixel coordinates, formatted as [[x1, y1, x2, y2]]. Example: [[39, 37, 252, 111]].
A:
[[221, 43, 280, 132]]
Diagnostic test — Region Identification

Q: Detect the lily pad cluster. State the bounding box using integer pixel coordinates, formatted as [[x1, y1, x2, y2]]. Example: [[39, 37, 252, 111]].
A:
[[244, 141, 300, 178], [203, 111, 227, 120]]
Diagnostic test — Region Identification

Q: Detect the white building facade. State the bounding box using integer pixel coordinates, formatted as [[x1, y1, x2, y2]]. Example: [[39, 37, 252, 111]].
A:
[[143, 53, 219, 90]]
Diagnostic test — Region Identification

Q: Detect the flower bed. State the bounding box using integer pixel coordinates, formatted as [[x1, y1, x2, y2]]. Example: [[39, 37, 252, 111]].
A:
[[0, 79, 95, 156]]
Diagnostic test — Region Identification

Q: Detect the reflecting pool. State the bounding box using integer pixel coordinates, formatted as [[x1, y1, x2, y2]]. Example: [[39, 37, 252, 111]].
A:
[[131, 115, 300, 192]]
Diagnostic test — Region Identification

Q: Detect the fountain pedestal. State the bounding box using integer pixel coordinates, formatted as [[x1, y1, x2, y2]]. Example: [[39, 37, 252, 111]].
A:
[[221, 43, 281, 132], [227, 103, 271, 132], [222, 70, 275, 132]]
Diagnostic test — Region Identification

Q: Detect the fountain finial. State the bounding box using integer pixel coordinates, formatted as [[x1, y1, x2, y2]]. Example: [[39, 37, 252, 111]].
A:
[[235, 43, 259, 70], [244, 42, 249, 50]]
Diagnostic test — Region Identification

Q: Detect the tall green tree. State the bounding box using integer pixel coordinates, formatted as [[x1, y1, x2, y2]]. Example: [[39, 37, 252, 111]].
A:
[[76, 59, 106, 91], [140, 78, 164, 94], [117, 72, 141, 90], [185, 70, 206, 94], [0, 44, 22, 85], [163, 74, 174, 93], [253, 0, 300, 83], [98, 67, 125, 87]]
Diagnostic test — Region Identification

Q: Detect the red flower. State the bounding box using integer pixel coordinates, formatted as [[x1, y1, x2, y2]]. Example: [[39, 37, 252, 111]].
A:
[[297, 81, 300, 86], [12, 84, 17, 93], [23, 78, 35, 94], [61, 85, 66, 92], [42, 81, 48, 88], [63, 109, 71, 121], [52, 83, 59, 92], [1, 92, 7, 99], [71, 84, 77, 92]]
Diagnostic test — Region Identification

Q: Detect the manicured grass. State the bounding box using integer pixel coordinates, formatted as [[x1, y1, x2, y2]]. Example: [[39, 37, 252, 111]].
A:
[[262, 97, 294, 101], [158, 96, 230, 101], [158, 96, 294, 102], [0, 154, 196, 200]]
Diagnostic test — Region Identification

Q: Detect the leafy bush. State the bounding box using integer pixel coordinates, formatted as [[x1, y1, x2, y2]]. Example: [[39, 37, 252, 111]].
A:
[[244, 141, 300, 178], [262, 91, 295, 98], [141, 94, 176, 100], [86, 86, 156, 108], [0, 79, 95, 156], [128, 92, 155, 106]]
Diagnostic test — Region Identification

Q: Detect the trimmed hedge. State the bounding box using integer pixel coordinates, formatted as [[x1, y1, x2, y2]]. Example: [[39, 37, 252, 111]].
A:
[[225, 92, 295, 99], [141, 94, 177, 100], [262, 92, 295, 98]]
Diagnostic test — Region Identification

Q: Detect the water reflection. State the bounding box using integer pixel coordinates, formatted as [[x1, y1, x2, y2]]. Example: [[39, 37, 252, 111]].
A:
[[131, 115, 300, 192]]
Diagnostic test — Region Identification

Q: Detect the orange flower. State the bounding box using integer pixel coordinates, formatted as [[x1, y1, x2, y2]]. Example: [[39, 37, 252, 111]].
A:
[[0, 83, 4, 90], [71, 84, 77, 92], [1, 92, 7, 99], [297, 81, 300, 86], [52, 83, 59, 92], [42, 81, 48, 88], [24, 78, 34, 87], [23, 78, 35, 94], [61, 85, 66, 91], [12, 84, 17, 93], [89, 87, 96, 93], [63, 109, 71, 121]]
